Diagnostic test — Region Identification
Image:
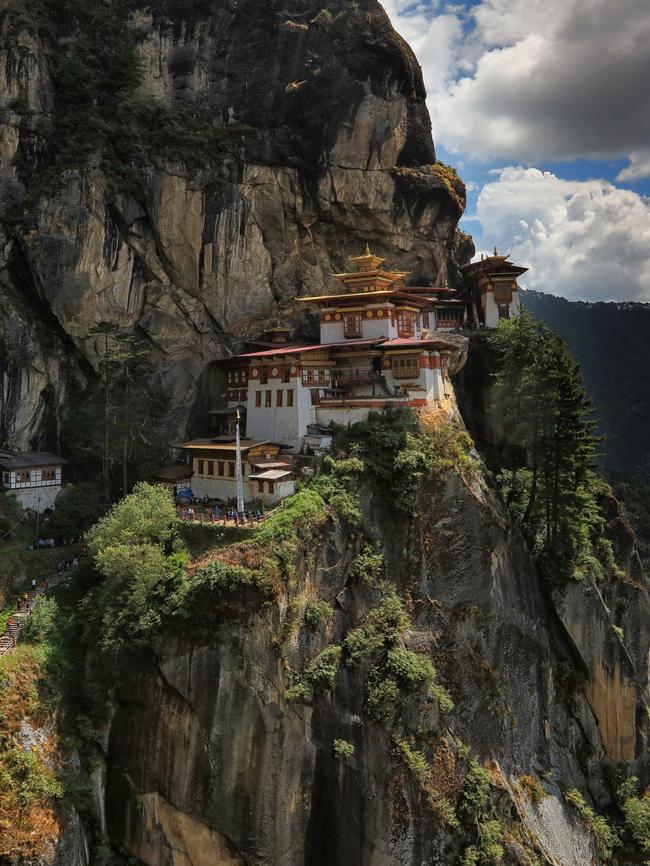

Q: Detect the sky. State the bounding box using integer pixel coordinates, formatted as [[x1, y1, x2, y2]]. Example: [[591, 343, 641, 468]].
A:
[[382, 0, 650, 302]]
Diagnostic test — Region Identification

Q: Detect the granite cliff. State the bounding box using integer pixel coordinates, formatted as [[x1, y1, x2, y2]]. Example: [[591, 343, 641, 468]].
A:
[[84, 395, 650, 866], [0, 0, 470, 449]]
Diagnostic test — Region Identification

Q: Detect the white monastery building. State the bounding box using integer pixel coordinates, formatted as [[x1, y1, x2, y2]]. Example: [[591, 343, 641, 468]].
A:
[[0, 451, 67, 512], [175, 247, 525, 503]]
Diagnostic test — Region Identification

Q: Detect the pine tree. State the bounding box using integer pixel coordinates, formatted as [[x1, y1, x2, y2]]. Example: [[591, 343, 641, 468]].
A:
[[489, 312, 601, 579]]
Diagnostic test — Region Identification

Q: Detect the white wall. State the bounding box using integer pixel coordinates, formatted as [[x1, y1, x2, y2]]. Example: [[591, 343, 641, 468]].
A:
[[482, 290, 520, 328], [245, 376, 314, 449], [11, 486, 62, 513]]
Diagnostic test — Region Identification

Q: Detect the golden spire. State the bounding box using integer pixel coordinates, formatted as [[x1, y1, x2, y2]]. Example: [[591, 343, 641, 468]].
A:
[[348, 245, 386, 273]]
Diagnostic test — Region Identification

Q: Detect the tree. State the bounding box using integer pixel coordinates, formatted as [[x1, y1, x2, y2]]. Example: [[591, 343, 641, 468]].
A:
[[90, 321, 120, 502], [84, 483, 187, 656], [489, 312, 601, 579], [64, 326, 170, 501], [46, 482, 105, 540]]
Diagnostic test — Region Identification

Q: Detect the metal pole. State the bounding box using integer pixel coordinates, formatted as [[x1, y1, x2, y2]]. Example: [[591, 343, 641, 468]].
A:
[[235, 409, 245, 515]]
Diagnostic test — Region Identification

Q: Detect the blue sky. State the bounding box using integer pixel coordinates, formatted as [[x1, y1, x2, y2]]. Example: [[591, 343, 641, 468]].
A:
[[383, 0, 650, 302]]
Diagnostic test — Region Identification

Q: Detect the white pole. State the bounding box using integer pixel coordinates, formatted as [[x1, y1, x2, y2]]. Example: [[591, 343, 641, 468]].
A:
[[235, 410, 245, 515]]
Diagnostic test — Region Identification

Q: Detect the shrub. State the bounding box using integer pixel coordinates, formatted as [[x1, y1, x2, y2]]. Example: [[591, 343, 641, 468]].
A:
[[365, 677, 400, 720], [344, 592, 409, 662], [565, 788, 619, 859], [520, 773, 546, 806], [20, 597, 58, 644], [304, 645, 341, 687], [617, 777, 650, 856], [349, 546, 384, 585], [394, 738, 460, 828], [459, 760, 491, 821], [333, 738, 354, 759], [285, 645, 341, 703], [386, 647, 436, 691], [622, 794, 650, 854], [304, 600, 334, 631]]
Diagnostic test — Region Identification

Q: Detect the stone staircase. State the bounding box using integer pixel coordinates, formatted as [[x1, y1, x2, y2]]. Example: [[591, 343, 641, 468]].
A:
[[0, 570, 74, 658]]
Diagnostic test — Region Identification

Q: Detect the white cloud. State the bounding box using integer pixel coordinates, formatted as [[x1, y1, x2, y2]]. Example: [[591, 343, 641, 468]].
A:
[[473, 167, 650, 301], [384, 0, 650, 178]]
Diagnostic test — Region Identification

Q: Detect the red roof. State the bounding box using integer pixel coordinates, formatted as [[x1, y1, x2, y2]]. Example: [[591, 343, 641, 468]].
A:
[[238, 338, 385, 359], [381, 338, 456, 349]]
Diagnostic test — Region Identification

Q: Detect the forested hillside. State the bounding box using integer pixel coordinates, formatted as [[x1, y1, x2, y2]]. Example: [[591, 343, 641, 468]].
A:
[[523, 290, 650, 482]]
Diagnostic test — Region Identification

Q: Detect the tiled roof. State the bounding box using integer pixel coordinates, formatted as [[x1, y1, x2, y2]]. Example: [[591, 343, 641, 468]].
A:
[[0, 451, 68, 469]]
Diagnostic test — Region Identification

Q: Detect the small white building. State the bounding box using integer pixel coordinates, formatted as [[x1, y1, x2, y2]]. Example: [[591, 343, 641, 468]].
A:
[[0, 451, 68, 512], [177, 438, 295, 505], [461, 252, 526, 328]]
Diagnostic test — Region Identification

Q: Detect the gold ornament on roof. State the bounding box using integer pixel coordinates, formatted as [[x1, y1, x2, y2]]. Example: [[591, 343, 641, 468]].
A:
[[348, 244, 386, 272]]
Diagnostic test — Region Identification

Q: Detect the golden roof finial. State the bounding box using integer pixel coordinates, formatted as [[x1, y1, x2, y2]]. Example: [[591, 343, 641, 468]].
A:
[[349, 245, 386, 273]]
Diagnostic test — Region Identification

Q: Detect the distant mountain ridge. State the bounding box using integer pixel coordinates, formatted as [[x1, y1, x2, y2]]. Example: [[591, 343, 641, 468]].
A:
[[522, 289, 650, 482]]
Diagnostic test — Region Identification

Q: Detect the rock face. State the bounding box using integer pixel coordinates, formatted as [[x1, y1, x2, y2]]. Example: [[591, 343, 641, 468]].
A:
[[0, 0, 470, 448], [102, 438, 650, 866]]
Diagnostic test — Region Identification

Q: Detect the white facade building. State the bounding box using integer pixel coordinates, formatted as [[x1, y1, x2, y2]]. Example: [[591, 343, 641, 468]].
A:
[[0, 451, 67, 512], [461, 253, 526, 328], [178, 439, 295, 505]]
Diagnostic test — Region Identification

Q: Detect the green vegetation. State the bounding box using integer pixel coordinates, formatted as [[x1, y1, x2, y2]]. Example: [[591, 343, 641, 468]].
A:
[[0, 647, 64, 859], [4, 0, 253, 199], [519, 773, 547, 806], [63, 325, 170, 501], [333, 409, 477, 514], [616, 776, 650, 857], [565, 788, 619, 860], [285, 645, 341, 703], [349, 545, 384, 585], [46, 483, 105, 540], [344, 587, 452, 720], [522, 290, 650, 485], [20, 596, 59, 644], [489, 312, 610, 582], [83, 482, 187, 658], [304, 599, 334, 630], [394, 738, 459, 828], [332, 738, 354, 759]]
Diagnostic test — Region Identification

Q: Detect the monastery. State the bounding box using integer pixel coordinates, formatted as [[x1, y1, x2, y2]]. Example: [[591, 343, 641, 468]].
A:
[[0, 451, 67, 512], [176, 248, 526, 504]]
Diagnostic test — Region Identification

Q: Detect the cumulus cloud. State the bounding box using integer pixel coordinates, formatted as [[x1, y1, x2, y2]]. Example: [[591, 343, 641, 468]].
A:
[[385, 0, 650, 178], [474, 167, 650, 301]]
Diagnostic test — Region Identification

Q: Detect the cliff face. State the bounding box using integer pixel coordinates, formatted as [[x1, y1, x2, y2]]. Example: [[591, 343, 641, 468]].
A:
[[99, 444, 650, 866], [0, 0, 470, 448]]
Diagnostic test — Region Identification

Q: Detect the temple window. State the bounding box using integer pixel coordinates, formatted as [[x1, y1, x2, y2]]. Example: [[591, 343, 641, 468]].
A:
[[265, 391, 272, 407], [282, 368, 290, 383], [197, 460, 204, 475], [229, 462, 235, 478], [397, 310, 415, 337], [498, 305, 510, 319], [260, 368, 269, 384], [17, 471, 30, 482], [207, 460, 214, 476], [302, 369, 329, 386], [287, 389, 294, 407], [218, 461, 225, 476], [255, 392, 262, 407], [392, 356, 419, 379], [276, 390, 283, 407], [343, 313, 362, 338]]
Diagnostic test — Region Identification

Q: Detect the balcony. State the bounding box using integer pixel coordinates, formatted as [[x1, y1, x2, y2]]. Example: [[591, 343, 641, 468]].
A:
[[331, 369, 380, 389]]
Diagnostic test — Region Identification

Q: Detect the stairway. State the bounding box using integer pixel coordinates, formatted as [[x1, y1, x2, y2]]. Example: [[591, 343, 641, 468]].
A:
[[0, 572, 74, 657]]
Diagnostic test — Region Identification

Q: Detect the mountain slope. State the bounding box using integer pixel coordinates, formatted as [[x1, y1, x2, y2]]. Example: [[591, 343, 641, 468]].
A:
[[523, 290, 650, 482]]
